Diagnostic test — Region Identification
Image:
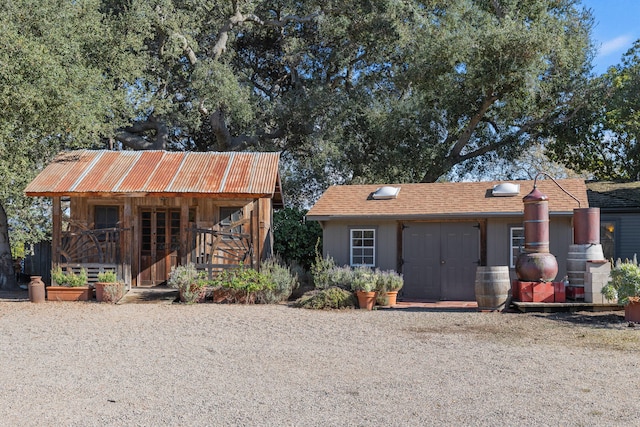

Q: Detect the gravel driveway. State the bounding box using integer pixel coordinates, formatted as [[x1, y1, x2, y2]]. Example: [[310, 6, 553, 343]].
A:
[[0, 293, 639, 426]]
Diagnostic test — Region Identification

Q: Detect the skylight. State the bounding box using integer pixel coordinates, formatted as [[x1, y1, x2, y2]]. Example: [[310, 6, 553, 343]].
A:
[[492, 183, 520, 197], [372, 186, 400, 200]]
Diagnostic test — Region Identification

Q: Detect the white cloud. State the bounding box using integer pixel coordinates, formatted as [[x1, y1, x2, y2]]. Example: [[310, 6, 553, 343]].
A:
[[599, 35, 633, 57]]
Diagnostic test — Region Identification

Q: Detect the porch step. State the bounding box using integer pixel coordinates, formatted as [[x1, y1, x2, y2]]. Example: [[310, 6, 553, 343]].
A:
[[117, 286, 178, 305]]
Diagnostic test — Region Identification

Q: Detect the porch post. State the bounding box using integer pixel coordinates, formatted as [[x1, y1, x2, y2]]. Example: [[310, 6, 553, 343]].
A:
[[52, 197, 61, 273], [123, 199, 133, 288], [180, 198, 189, 266], [252, 199, 260, 270]]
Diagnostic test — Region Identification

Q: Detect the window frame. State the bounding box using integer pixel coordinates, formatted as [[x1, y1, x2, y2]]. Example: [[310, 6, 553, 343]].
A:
[[509, 226, 524, 268], [94, 205, 119, 230], [349, 228, 376, 267], [219, 206, 244, 237]]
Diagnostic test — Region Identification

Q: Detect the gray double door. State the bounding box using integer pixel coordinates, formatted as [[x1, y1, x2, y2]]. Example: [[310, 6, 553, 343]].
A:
[[402, 222, 480, 301]]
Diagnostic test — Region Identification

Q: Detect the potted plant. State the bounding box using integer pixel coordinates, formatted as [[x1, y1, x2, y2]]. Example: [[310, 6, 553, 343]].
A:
[[168, 264, 208, 303], [376, 270, 404, 307], [351, 267, 377, 310], [95, 271, 125, 303], [601, 257, 640, 322], [48, 266, 92, 301]]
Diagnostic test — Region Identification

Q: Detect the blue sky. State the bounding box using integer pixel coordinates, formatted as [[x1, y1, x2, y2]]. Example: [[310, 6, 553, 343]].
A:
[[580, 0, 640, 74]]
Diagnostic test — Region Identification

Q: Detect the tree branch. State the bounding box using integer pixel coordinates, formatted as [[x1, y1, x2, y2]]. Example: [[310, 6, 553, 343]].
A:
[[115, 117, 169, 151], [450, 94, 499, 158]]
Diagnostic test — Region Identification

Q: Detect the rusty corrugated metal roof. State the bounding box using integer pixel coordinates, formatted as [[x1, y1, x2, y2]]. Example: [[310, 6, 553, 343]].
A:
[[25, 150, 282, 201]]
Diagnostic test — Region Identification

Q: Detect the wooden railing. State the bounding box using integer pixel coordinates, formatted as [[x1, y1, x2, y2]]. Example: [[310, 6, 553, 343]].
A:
[[187, 227, 253, 277]]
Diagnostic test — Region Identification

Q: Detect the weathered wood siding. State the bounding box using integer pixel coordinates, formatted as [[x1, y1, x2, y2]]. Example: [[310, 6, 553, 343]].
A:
[[58, 195, 273, 286]]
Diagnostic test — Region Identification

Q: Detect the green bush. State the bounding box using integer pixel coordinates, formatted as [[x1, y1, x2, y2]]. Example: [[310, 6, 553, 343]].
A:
[[213, 264, 275, 303], [257, 257, 298, 304], [97, 270, 117, 283], [310, 241, 336, 289], [273, 207, 322, 269], [51, 266, 88, 287], [602, 256, 640, 305], [168, 264, 208, 303], [350, 267, 377, 292], [375, 270, 404, 292], [294, 287, 357, 310]]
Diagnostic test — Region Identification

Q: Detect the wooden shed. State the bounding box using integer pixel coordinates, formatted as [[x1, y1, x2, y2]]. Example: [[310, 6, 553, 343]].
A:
[[307, 179, 589, 301], [25, 150, 283, 287]]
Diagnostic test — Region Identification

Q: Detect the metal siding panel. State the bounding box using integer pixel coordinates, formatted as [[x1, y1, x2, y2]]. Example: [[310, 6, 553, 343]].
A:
[[25, 150, 281, 197], [73, 151, 121, 192], [51, 151, 97, 193], [222, 153, 253, 194], [144, 152, 185, 192], [168, 152, 230, 193], [117, 151, 162, 192]]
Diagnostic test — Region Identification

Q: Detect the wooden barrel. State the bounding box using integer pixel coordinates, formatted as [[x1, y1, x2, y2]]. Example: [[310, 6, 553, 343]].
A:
[[567, 244, 605, 286], [475, 266, 511, 311]]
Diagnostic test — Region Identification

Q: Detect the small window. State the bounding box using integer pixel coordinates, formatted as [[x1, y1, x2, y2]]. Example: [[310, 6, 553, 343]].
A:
[[601, 221, 616, 261], [95, 206, 119, 229], [350, 228, 375, 267], [220, 207, 243, 237], [510, 226, 524, 268]]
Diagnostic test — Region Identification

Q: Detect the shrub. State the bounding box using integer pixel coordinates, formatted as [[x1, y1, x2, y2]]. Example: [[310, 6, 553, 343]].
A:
[[326, 266, 355, 290], [212, 265, 275, 303], [168, 264, 208, 303], [51, 266, 88, 287], [256, 257, 298, 304], [294, 287, 357, 310], [97, 270, 117, 283], [310, 241, 336, 289], [602, 256, 640, 305], [376, 270, 404, 292], [350, 267, 377, 292]]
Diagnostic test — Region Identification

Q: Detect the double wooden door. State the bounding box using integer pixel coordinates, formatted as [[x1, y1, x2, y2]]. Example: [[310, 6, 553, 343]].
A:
[[139, 209, 181, 287], [402, 222, 480, 300]]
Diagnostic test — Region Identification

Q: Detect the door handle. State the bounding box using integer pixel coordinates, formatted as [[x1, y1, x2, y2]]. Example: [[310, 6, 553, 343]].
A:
[[441, 260, 445, 264]]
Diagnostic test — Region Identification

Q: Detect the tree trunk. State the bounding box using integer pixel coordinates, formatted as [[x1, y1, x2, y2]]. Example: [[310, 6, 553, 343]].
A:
[[0, 203, 17, 290]]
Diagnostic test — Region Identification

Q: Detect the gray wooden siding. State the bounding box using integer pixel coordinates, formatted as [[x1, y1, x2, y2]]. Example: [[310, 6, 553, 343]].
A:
[[321, 220, 398, 270], [603, 213, 640, 261]]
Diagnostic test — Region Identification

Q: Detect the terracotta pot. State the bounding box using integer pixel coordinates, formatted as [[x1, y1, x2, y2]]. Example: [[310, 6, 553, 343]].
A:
[[625, 300, 640, 323], [28, 276, 46, 303], [46, 286, 92, 302], [95, 282, 125, 303], [356, 290, 377, 310], [385, 291, 398, 306]]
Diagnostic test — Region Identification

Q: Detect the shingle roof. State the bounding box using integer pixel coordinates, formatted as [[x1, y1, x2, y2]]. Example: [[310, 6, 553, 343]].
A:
[[24, 150, 282, 204], [587, 181, 640, 209], [307, 179, 588, 220]]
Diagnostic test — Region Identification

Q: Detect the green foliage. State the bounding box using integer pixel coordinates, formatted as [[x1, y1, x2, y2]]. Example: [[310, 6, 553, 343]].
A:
[[350, 267, 377, 292], [51, 266, 88, 287], [212, 265, 275, 303], [294, 287, 357, 310], [168, 264, 208, 304], [310, 241, 336, 289], [168, 264, 207, 290], [97, 271, 118, 283], [375, 270, 404, 292], [273, 208, 322, 270], [601, 256, 640, 305], [548, 40, 640, 181], [256, 257, 299, 304]]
